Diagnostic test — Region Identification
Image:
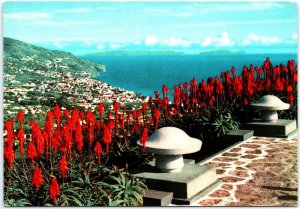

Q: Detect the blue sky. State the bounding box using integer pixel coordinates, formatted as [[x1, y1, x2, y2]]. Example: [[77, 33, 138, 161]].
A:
[[3, 1, 299, 55]]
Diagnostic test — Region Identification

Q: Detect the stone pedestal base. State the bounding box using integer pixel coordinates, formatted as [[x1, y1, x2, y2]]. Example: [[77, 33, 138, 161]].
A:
[[225, 129, 254, 141], [143, 189, 173, 206], [133, 163, 220, 205], [243, 119, 297, 138]]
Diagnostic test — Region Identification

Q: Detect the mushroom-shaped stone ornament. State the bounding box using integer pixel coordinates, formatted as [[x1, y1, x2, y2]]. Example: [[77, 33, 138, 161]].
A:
[[249, 95, 290, 121], [138, 127, 202, 173]]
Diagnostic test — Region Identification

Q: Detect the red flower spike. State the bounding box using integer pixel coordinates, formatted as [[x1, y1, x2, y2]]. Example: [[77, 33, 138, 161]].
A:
[[154, 91, 160, 99], [98, 103, 105, 128], [184, 82, 189, 90], [53, 104, 62, 128], [93, 141, 102, 166], [162, 85, 169, 98], [5, 119, 14, 144], [231, 67, 235, 76], [141, 103, 147, 113], [86, 109, 96, 146], [17, 111, 25, 126], [27, 140, 37, 164], [113, 101, 120, 112], [75, 122, 83, 154], [98, 102, 104, 115], [4, 142, 15, 170], [17, 127, 25, 155], [31, 166, 44, 190], [63, 109, 69, 119], [102, 125, 112, 154], [154, 109, 161, 130], [51, 130, 61, 153], [61, 124, 72, 152], [49, 177, 61, 205], [140, 128, 149, 151], [59, 155, 68, 180]]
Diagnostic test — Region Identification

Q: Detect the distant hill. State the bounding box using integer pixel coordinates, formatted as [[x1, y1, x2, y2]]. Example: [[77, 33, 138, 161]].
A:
[[82, 49, 185, 57], [200, 50, 246, 55], [4, 37, 105, 75]]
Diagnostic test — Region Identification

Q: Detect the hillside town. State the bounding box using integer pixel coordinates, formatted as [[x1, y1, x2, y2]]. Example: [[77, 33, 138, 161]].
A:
[[4, 52, 147, 120]]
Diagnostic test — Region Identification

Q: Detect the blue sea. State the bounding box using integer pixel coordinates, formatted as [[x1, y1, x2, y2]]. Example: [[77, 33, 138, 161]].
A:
[[82, 54, 298, 97]]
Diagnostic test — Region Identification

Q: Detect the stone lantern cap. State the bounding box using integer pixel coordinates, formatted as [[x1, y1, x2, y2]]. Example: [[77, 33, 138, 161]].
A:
[[249, 95, 290, 110], [138, 127, 202, 155]]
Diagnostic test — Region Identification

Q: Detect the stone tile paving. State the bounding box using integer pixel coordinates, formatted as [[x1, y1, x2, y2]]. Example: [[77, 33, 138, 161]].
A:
[[190, 135, 298, 206]]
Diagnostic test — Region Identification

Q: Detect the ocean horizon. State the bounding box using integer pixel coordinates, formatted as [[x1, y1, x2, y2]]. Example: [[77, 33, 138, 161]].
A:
[[82, 53, 298, 97]]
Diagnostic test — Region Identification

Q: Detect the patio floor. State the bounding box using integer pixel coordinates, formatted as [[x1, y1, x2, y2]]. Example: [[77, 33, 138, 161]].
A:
[[173, 135, 298, 206]]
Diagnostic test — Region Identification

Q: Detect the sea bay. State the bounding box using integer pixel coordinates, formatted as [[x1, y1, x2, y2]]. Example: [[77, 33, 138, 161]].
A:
[[82, 54, 298, 97]]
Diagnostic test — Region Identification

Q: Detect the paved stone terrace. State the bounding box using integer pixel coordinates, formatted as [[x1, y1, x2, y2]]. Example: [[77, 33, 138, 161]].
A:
[[174, 135, 298, 206]]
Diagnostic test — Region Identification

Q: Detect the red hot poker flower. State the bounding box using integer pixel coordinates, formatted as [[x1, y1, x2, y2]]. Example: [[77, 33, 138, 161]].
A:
[[5, 119, 14, 145], [93, 141, 102, 166], [17, 127, 25, 155], [184, 82, 189, 90], [63, 109, 69, 120], [98, 103, 105, 128], [53, 104, 62, 128], [17, 111, 25, 126], [102, 125, 112, 154], [162, 85, 169, 98], [75, 122, 83, 154], [154, 91, 160, 99], [4, 143, 15, 170], [113, 101, 120, 113], [154, 109, 161, 130], [141, 103, 147, 113], [49, 177, 61, 205], [140, 128, 149, 151], [31, 166, 44, 191], [27, 140, 37, 164], [59, 155, 68, 180], [51, 130, 61, 153], [98, 102, 104, 116], [86, 109, 96, 146], [231, 67, 235, 76]]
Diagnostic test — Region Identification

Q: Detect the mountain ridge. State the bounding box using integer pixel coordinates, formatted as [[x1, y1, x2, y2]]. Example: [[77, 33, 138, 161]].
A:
[[4, 37, 106, 75]]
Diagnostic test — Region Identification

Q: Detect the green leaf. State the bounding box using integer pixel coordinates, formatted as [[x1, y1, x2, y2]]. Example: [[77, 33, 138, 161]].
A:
[[109, 199, 124, 206], [110, 175, 121, 185]]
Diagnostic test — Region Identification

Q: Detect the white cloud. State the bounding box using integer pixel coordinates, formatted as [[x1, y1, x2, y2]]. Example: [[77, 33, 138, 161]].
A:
[[97, 44, 105, 49], [216, 32, 233, 46], [57, 8, 91, 13], [164, 37, 191, 47], [144, 35, 159, 46], [201, 37, 213, 47], [201, 32, 234, 47], [242, 33, 281, 45], [4, 12, 51, 20], [292, 34, 298, 40]]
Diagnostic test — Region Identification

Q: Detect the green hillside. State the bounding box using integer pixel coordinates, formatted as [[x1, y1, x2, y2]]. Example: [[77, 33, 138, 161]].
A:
[[3, 37, 106, 120], [4, 37, 105, 76]]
